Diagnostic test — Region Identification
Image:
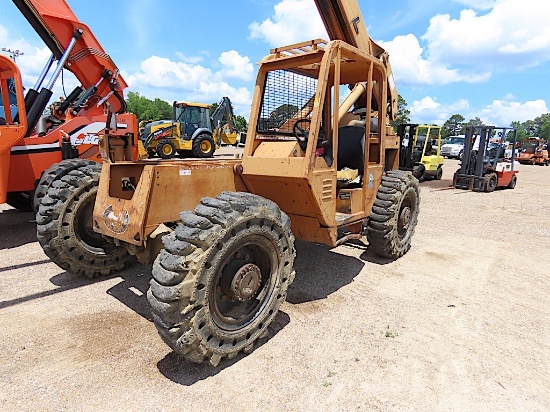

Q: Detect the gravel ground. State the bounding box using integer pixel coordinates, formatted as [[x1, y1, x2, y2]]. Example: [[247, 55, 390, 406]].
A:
[[0, 158, 549, 411]]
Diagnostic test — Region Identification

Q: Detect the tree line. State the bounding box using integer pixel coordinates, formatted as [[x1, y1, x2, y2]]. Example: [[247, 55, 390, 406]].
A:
[[395, 95, 550, 141]]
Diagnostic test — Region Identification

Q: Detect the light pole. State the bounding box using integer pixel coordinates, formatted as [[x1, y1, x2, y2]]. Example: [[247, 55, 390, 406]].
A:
[[1, 47, 24, 62]]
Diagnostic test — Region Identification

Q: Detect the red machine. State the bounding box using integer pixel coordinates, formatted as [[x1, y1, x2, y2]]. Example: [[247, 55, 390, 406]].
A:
[[0, 0, 138, 211], [453, 126, 519, 192]]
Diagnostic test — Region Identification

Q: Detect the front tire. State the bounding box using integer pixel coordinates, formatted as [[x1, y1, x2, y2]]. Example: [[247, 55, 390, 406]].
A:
[[192, 134, 215, 158], [156, 139, 177, 159], [148, 192, 296, 366], [367, 170, 420, 259], [36, 163, 133, 278], [33, 159, 97, 212]]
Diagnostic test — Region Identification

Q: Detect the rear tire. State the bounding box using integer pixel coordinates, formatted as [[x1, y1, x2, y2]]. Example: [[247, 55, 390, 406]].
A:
[[192, 134, 215, 158], [36, 163, 133, 278], [367, 170, 420, 259], [435, 166, 443, 180], [507, 174, 517, 189], [148, 192, 295, 366], [485, 172, 497, 192], [33, 159, 97, 212]]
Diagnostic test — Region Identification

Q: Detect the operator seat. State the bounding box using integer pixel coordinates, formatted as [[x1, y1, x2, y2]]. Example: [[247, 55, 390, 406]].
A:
[[337, 125, 365, 176], [413, 137, 425, 163]]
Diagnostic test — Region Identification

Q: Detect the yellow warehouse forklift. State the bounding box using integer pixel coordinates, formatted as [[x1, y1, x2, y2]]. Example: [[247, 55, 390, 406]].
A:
[[398, 123, 444, 181]]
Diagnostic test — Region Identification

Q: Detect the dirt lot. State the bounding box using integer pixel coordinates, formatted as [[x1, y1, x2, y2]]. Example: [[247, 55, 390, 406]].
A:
[[1, 159, 549, 411]]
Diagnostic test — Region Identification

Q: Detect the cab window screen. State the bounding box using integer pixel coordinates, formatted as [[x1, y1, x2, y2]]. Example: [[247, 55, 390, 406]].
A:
[[258, 69, 317, 134]]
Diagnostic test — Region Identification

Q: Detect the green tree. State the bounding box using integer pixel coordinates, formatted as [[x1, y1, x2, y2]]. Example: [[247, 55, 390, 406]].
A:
[[390, 94, 410, 131], [534, 113, 550, 139], [269, 104, 299, 128], [125, 91, 172, 121], [511, 121, 529, 141], [234, 115, 248, 131], [442, 114, 465, 138]]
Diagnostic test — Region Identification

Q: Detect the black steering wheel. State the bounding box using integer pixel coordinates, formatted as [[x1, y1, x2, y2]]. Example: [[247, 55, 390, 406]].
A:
[[292, 118, 329, 151], [292, 118, 311, 151]]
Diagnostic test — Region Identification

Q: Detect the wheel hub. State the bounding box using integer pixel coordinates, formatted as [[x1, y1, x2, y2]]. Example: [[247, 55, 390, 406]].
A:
[[399, 207, 411, 229], [228, 263, 262, 301]]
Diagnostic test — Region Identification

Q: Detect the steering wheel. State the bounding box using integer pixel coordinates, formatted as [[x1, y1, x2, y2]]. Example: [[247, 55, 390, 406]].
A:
[[293, 118, 311, 151], [292, 118, 329, 152]]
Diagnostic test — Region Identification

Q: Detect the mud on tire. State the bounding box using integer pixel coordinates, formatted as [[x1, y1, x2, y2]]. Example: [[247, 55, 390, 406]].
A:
[[36, 163, 133, 278], [148, 192, 296, 366], [33, 158, 97, 212], [366, 170, 420, 259]]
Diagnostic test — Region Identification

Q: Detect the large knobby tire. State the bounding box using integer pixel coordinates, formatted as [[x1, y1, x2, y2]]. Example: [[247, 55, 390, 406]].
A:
[[148, 192, 296, 366], [33, 158, 97, 212], [6, 192, 34, 212], [156, 139, 177, 159], [366, 170, 420, 259], [36, 163, 133, 278], [192, 134, 215, 158]]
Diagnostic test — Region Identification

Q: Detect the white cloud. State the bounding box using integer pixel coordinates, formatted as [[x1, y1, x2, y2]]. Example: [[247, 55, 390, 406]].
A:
[[379, 34, 490, 86], [409, 95, 548, 126], [479, 99, 548, 125], [423, 0, 550, 68], [409, 96, 470, 124], [175, 52, 203, 64], [125, 51, 254, 116], [218, 50, 254, 81], [248, 0, 326, 47]]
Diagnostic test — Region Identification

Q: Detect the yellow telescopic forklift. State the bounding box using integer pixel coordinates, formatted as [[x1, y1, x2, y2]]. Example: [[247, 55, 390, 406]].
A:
[[36, 0, 420, 366]]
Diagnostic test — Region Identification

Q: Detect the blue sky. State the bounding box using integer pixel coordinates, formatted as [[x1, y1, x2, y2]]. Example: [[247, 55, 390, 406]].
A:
[[1, 0, 549, 125]]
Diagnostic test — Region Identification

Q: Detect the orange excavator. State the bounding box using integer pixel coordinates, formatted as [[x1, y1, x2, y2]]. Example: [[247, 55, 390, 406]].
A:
[[0, 0, 138, 212]]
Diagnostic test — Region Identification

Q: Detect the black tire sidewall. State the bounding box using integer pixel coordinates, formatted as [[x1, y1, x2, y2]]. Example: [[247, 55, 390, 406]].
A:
[[192, 134, 215, 157]]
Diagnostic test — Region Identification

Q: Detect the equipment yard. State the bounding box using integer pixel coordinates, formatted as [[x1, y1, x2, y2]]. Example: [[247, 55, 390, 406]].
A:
[[1, 157, 548, 411]]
